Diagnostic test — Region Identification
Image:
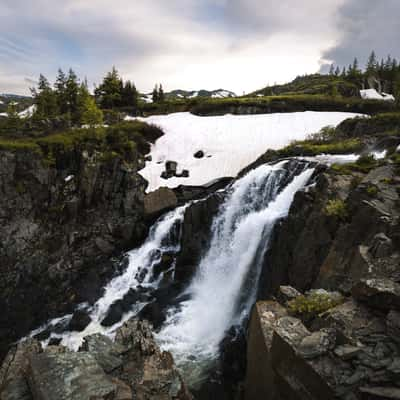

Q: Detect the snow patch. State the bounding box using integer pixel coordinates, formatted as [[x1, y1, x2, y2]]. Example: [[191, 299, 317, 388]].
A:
[[18, 105, 36, 118], [131, 111, 363, 192], [360, 89, 395, 101]]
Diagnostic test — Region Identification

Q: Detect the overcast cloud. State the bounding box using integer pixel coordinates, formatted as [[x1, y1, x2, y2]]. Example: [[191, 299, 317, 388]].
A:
[[0, 0, 398, 95]]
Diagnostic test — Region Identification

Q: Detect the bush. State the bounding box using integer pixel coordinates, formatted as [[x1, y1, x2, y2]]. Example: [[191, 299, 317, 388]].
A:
[[288, 291, 344, 319], [325, 199, 348, 220]]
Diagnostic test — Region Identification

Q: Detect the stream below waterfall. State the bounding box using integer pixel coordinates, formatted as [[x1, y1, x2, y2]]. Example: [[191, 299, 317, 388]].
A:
[[26, 158, 317, 391]]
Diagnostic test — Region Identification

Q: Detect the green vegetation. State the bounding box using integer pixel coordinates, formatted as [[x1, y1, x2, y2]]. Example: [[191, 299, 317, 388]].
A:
[[331, 154, 380, 175], [0, 121, 163, 167], [189, 95, 396, 116], [288, 292, 344, 319], [366, 185, 379, 197], [325, 199, 348, 220]]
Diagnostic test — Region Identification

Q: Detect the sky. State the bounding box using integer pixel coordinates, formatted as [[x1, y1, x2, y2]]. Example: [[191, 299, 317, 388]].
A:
[[0, 0, 399, 95]]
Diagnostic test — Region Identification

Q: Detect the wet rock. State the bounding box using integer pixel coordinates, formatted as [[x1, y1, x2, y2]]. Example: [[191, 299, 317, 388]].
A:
[[144, 187, 178, 218], [101, 301, 126, 327], [47, 338, 62, 347], [193, 150, 204, 159], [387, 358, 400, 381], [27, 352, 117, 400], [153, 252, 175, 277], [137, 301, 165, 329], [80, 334, 125, 373], [352, 279, 400, 311], [68, 309, 91, 332]]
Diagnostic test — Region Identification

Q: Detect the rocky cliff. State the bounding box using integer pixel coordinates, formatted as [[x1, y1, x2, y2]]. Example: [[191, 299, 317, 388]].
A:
[[246, 151, 400, 399], [0, 143, 149, 358]]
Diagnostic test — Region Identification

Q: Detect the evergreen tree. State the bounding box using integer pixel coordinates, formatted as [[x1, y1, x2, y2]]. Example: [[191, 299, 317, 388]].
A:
[[366, 51, 378, 75], [66, 69, 80, 123], [122, 80, 138, 109], [329, 64, 335, 75], [95, 67, 123, 109], [334, 66, 340, 76], [31, 74, 58, 121], [54, 69, 68, 114], [80, 93, 103, 127], [5, 102, 22, 134], [158, 84, 165, 102], [152, 84, 159, 103]]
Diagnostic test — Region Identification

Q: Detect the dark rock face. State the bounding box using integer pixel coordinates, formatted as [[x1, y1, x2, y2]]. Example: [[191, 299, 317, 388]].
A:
[[0, 149, 148, 359], [174, 191, 224, 283], [0, 318, 191, 400], [143, 187, 178, 218], [68, 310, 91, 332]]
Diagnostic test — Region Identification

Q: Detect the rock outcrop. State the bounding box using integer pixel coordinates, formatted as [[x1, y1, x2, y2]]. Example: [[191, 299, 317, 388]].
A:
[[0, 148, 148, 358], [246, 156, 400, 399], [0, 318, 191, 400]]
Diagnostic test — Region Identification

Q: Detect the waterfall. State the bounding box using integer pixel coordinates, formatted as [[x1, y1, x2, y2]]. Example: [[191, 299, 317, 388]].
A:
[[156, 160, 314, 384], [26, 159, 314, 384], [37, 204, 188, 350]]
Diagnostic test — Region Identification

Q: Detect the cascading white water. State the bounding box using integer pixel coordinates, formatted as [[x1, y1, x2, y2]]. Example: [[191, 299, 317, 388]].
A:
[[37, 204, 188, 350], [26, 158, 314, 387], [156, 161, 314, 384]]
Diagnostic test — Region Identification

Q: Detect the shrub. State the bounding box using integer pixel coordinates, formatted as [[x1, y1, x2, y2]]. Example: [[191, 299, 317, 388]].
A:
[[325, 199, 348, 220], [288, 291, 344, 319], [366, 185, 379, 197]]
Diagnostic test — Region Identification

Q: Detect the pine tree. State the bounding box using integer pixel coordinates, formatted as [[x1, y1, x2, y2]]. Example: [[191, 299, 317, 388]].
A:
[[95, 67, 123, 109], [366, 51, 378, 75], [66, 69, 80, 123], [122, 80, 138, 109], [31, 74, 58, 121], [54, 69, 68, 114], [80, 94, 103, 127], [158, 84, 165, 102], [334, 66, 340, 76], [152, 84, 159, 103], [5, 102, 22, 134], [329, 64, 335, 75]]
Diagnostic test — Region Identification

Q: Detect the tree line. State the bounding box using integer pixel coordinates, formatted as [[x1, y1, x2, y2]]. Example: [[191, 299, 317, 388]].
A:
[[328, 51, 400, 95]]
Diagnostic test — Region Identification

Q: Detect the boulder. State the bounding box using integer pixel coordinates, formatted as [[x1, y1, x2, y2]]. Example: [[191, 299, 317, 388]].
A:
[[68, 309, 91, 332], [386, 310, 400, 344], [352, 278, 400, 311], [193, 150, 204, 159], [144, 187, 178, 218], [369, 233, 394, 258], [297, 329, 336, 359], [27, 352, 117, 400]]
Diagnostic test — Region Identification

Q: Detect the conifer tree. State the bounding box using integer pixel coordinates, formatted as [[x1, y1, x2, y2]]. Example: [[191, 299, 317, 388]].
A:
[[66, 69, 80, 123], [54, 69, 68, 114], [334, 66, 340, 76], [329, 64, 335, 75], [5, 102, 22, 134], [152, 84, 159, 103], [158, 84, 165, 102], [95, 67, 123, 109], [366, 51, 378, 75], [31, 74, 58, 121]]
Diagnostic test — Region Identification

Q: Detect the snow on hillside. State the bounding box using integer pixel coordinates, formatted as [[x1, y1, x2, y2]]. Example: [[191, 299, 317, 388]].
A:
[[18, 105, 36, 118], [211, 90, 235, 98], [130, 111, 363, 192], [360, 89, 395, 101]]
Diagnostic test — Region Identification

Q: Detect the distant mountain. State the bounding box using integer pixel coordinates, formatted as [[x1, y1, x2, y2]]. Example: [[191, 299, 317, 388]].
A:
[[139, 88, 236, 103]]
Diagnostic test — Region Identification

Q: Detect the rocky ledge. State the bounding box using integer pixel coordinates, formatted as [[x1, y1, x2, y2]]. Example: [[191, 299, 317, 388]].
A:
[[0, 318, 191, 400], [246, 154, 400, 399]]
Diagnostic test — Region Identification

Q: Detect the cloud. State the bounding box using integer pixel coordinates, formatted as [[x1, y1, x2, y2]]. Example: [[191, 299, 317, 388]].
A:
[[0, 0, 349, 94], [320, 0, 400, 70]]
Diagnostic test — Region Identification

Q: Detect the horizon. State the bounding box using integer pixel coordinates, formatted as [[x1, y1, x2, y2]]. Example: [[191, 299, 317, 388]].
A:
[[1, 0, 399, 95]]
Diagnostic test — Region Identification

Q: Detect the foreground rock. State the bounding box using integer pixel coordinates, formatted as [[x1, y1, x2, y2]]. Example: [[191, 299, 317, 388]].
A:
[[0, 318, 191, 400]]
